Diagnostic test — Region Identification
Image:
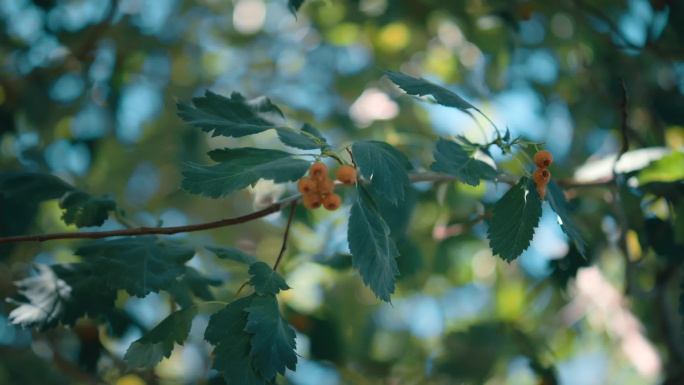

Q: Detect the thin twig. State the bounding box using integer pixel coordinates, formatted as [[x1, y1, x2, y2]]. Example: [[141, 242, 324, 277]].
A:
[[273, 202, 297, 272]]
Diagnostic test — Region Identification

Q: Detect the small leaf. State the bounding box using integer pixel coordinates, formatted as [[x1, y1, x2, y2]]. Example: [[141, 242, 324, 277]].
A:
[[288, 0, 305, 15], [546, 180, 587, 256], [75, 237, 195, 297], [177, 91, 283, 138], [503, 127, 511, 142], [124, 306, 198, 369], [277, 124, 325, 150], [205, 294, 271, 385], [59, 191, 116, 228], [8, 264, 117, 331], [348, 185, 400, 302], [487, 178, 542, 262], [168, 267, 222, 307], [431, 138, 499, 186], [182, 148, 310, 199], [248, 262, 291, 296], [245, 295, 297, 379], [207, 246, 258, 265], [384, 70, 477, 111], [351, 141, 412, 205]]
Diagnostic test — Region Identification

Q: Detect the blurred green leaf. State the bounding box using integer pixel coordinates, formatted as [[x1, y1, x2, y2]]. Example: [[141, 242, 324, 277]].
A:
[[207, 246, 258, 265], [124, 306, 198, 369], [638, 151, 684, 185], [487, 178, 542, 262], [75, 237, 195, 297], [177, 91, 283, 138], [8, 263, 117, 331], [348, 185, 400, 302], [248, 262, 291, 296], [245, 295, 297, 379], [431, 138, 499, 186], [59, 191, 116, 228], [313, 253, 353, 270], [0, 171, 74, 203], [546, 180, 587, 256], [351, 140, 412, 205], [168, 267, 223, 307], [182, 148, 310, 198], [288, 0, 305, 15]]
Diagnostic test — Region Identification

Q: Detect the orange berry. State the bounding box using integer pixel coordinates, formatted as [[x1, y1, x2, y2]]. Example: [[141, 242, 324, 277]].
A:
[[533, 150, 553, 168], [536, 184, 547, 200], [303, 193, 323, 209], [317, 178, 335, 195], [533, 168, 551, 186], [336, 165, 357, 185], [322, 193, 342, 211], [297, 178, 317, 194], [309, 162, 328, 180]]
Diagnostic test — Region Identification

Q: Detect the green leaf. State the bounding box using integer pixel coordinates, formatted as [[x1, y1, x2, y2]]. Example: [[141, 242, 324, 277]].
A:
[[207, 246, 258, 265], [245, 295, 297, 379], [277, 124, 326, 150], [288, 0, 305, 15], [313, 253, 353, 270], [430, 139, 499, 186], [124, 306, 198, 369], [248, 262, 291, 296], [348, 185, 400, 302], [59, 191, 116, 228], [638, 151, 684, 185], [487, 178, 542, 262], [0, 171, 75, 203], [351, 141, 412, 205], [182, 148, 310, 199], [546, 180, 587, 256], [8, 263, 117, 331], [205, 294, 273, 385], [384, 70, 477, 112], [177, 90, 283, 138], [75, 237, 195, 297], [168, 267, 222, 307]]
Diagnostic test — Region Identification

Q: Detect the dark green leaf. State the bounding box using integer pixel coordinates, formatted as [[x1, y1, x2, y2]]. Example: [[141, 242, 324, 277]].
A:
[[351, 141, 412, 205], [348, 185, 400, 302], [313, 253, 353, 270], [59, 191, 116, 228], [207, 246, 258, 265], [205, 294, 273, 385], [487, 178, 542, 262], [288, 0, 305, 15], [0, 171, 74, 203], [124, 306, 198, 369], [168, 267, 222, 307], [248, 262, 291, 296], [384, 70, 477, 111], [75, 237, 195, 297], [276, 124, 325, 150], [503, 127, 511, 142], [8, 263, 117, 331], [177, 90, 283, 138], [546, 180, 587, 256], [431, 139, 499, 186], [245, 295, 297, 379], [182, 148, 310, 199]]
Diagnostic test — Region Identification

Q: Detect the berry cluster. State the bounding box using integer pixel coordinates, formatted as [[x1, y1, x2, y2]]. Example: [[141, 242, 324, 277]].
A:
[[532, 150, 553, 200], [298, 163, 357, 210]]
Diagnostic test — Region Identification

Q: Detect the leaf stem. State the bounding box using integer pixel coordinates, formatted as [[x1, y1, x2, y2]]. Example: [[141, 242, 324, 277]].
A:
[[273, 202, 297, 272]]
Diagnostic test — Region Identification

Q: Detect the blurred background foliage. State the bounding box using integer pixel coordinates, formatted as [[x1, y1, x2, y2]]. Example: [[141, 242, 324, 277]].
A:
[[1, 0, 684, 384]]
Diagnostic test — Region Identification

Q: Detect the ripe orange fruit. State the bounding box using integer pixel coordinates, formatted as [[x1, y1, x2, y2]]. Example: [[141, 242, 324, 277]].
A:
[[309, 162, 328, 180], [317, 178, 335, 195], [533, 150, 553, 168], [303, 193, 323, 209], [336, 165, 357, 185], [536, 184, 547, 200], [297, 177, 317, 194], [322, 193, 342, 211], [533, 168, 551, 186]]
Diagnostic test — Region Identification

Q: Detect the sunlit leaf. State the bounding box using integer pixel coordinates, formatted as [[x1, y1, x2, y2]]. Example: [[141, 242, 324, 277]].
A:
[[638, 151, 684, 185], [245, 295, 297, 379], [348, 185, 400, 302], [182, 148, 310, 199], [248, 262, 291, 296], [487, 178, 542, 262], [546, 180, 587, 256], [177, 91, 283, 138], [124, 306, 198, 369], [351, 141, 412, 205], [431, 138, 499, 186], [59, 191, 116, 228], [75, 237, 195, 297], [8, 264, 117, 331]]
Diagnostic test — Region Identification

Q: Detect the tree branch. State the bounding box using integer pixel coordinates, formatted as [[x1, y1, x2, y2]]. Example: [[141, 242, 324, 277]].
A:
[[273, 202, 297, 272]]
